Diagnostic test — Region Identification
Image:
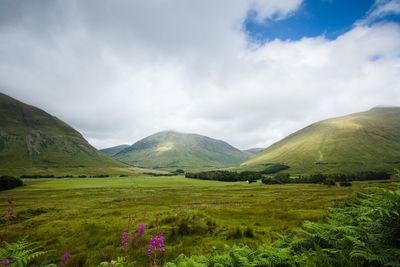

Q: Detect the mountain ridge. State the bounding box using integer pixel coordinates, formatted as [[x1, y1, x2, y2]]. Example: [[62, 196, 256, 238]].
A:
[[113, 130, 252, 171], [0, 92, 135, 175], [240, 107, 400, 175]]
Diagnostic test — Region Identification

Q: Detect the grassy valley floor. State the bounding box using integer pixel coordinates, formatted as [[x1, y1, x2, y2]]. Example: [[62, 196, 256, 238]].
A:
[[0, 176, 398, 266]]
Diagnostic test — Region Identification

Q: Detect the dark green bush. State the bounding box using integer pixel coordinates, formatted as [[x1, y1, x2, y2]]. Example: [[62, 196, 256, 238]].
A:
[[226, 227, 243, 239], [322, 177, 336, 186], [339, 181, 352, 187], [243, 227, 255, 238], [0, 176, 24, 191]]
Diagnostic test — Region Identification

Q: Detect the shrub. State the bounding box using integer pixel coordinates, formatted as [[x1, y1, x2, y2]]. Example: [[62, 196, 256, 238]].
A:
[[175, 169, 185, 174], [339, 181, 352, 187], [0, 176, 24, 191], [243, 227, 255, 238], [322, 177, 336, 186], [226, 227, 242, 239]]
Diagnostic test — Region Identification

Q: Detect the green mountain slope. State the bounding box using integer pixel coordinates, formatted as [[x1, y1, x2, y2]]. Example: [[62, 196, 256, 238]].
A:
[[101, 144, 130, 157], [114, 131, 251, 171], [241, 107, 400, 175], [0, 92, 130, 175], [243, 148, 263, 156]]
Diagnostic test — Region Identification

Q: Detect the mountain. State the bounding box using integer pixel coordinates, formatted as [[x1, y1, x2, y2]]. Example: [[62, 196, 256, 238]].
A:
[[101, 144, 130, 157], [241, 107, 400, 175], [243, 148, 263, 156], [114, 131, 251, 171], [0, 92, 133, 175]]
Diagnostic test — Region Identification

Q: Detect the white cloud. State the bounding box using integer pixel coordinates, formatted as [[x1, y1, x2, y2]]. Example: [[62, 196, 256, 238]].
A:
[[361, 0, 400, 24], [0, 0, 399, 150]]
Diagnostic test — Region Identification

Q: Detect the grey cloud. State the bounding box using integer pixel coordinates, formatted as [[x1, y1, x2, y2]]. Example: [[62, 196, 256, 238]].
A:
[[0, 0, 399, 150]]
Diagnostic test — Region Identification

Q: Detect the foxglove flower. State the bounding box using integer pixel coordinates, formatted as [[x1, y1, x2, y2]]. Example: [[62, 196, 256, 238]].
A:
[[4, 194, 13, 219], [136, 223, 145, 238], [61, 251, 70, 266], [146, 234, 166, 256], [120, 230, 131, 247], [0, 259, 9, 266]]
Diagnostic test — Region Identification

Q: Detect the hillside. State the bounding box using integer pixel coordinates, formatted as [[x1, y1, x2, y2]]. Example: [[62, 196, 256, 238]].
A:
[[101, 144, 130, 156], [114, 131, 251, 171], [0, 92, 135, 175], [241, 107, 400, 175], [243, 148, 263, 156]]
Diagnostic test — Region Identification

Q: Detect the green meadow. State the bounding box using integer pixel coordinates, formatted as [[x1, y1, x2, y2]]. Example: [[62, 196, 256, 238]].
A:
[[1, 176, 398, 266]]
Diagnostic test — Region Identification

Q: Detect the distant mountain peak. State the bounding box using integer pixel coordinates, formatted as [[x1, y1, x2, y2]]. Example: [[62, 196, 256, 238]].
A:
[[113, 131, 251, 171]]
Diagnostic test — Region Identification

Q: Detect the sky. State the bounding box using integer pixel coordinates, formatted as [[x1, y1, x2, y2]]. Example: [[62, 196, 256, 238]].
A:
[[0, 0, 400, 150]]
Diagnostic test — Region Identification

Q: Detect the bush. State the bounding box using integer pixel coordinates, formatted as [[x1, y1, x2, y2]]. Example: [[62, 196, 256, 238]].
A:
[[261, 163, 290, 174], [243, 227, 255, 238], [175, 169, 185, 174], [339, 181, 352, 187], [322, 177, 336, 186], [226, 227, 242, 239], [0, 176, 24, 191]]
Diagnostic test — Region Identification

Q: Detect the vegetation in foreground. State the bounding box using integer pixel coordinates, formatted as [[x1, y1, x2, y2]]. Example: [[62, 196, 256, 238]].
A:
[[0, 176, 398, 266], [166, 188, 400, 266], [1, 186, 399, 266]]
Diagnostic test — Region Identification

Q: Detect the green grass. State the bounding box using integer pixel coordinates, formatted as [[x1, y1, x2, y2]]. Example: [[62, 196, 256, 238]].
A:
[[0, 176, 398, 266]]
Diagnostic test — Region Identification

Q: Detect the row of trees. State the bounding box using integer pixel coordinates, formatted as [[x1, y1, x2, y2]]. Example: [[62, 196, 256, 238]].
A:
[[185, 171, 263, 182], [19, 174, 111, 178], [261, 171, 391, 185]]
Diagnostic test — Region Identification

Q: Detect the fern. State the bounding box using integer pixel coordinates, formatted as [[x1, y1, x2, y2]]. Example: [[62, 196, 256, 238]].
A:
[[0, 240, 50, 267], [166, 189, 400, 267]]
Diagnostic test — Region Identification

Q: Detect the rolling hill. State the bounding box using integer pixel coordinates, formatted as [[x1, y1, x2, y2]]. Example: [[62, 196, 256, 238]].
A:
[[241, 107, 400, 175], [100, 144, 130, 156], [243, 148, 263, 156], [113, 131, 251, 171], [0, 92, 138, 176]]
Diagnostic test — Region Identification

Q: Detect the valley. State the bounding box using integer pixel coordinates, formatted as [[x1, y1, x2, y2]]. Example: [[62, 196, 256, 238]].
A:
[[1, 175, 397, 266]]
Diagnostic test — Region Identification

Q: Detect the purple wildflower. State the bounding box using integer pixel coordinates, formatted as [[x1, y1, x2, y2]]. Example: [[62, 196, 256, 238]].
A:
[[61, 251, 70, 266], [4, 194, 13, 219], [136, 223, 145, 238], [146, 234, 166, 256], [0, 259, 10, 266], [120, 230, 131, 247]]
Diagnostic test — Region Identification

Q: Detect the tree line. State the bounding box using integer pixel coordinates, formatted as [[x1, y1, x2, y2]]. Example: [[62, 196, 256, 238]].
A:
[[261, 171, 391, 185], [185, 170, 263, 182]]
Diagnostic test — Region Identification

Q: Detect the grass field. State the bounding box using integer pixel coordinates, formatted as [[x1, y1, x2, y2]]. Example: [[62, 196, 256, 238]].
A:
[[0, 176, 398, 266]]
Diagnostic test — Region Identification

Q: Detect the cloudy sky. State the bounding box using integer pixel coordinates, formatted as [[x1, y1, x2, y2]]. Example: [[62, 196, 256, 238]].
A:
[[1, 0, 400, 150]]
